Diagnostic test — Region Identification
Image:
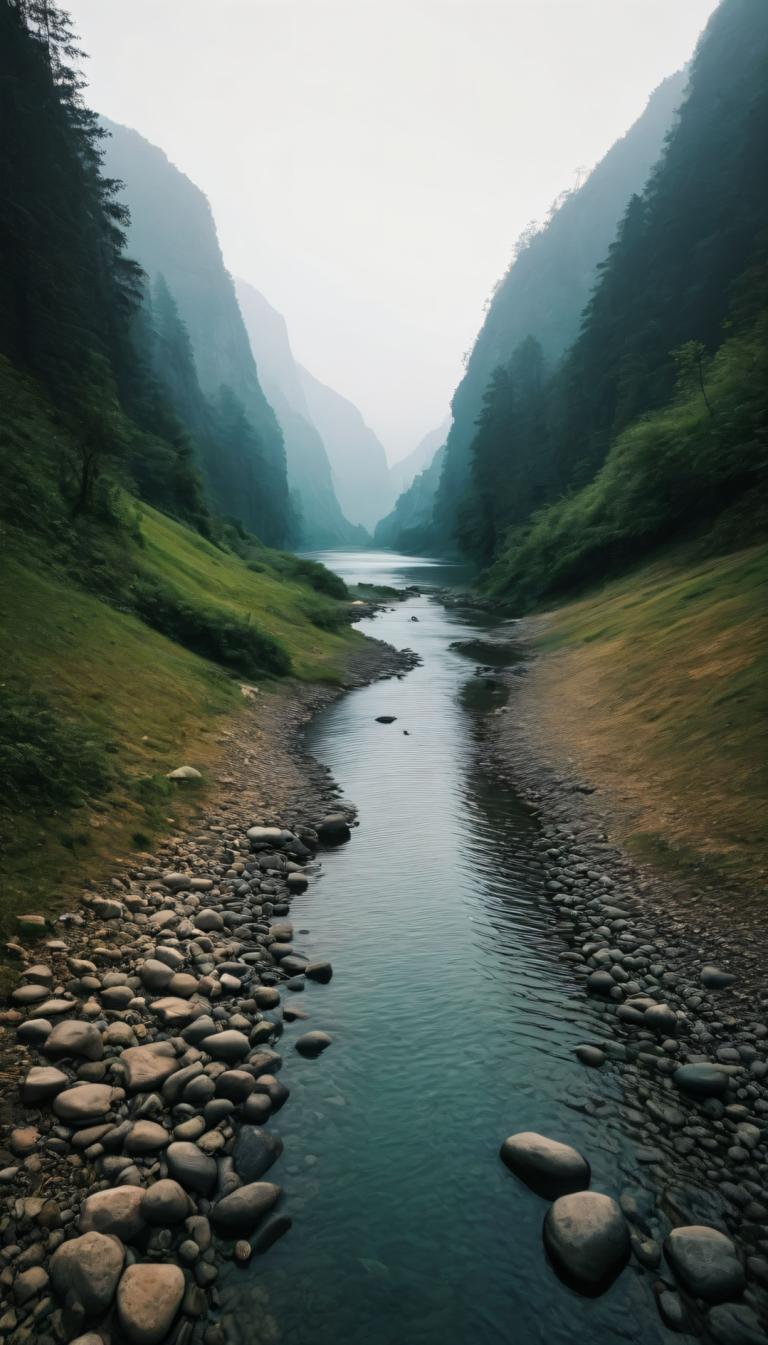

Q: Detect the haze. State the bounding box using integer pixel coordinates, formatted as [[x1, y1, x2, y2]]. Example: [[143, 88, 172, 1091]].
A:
[[67, 0, 718, 462]]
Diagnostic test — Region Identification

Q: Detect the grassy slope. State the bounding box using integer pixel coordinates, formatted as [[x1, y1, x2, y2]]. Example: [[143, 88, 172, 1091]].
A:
[[0, 503, 360, 938], [529, 543, 768, 890]]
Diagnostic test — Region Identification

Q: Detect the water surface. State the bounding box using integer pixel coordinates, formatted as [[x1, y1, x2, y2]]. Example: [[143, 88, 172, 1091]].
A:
[[230, 550, 669, 1345]]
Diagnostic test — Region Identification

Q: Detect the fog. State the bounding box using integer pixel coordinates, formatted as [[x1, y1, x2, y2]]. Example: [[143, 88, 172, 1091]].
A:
[[67, 0, 718, 462]]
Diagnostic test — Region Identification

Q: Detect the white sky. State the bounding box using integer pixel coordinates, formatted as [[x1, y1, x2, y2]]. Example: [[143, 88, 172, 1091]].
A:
[[67, 0, 718, 462]]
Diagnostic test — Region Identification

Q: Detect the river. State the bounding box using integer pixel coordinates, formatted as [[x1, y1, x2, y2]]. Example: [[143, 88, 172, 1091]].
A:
[[230, 551, 669, 1345]]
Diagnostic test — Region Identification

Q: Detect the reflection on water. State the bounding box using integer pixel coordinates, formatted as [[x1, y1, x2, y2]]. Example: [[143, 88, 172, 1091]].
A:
[[226, 552, 667, 1345]]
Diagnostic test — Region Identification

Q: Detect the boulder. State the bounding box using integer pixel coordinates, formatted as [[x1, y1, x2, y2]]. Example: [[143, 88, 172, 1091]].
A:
[[707, 1303, 768, 1344], [544, 1192, 630, 1294], [194, 909, 223, 933], [674, 1064, 730, 1099], [125, 1121, 170, 1155], [664, 1226, 746, 1304], [166, 1142, 218, 1196], [50, 1231, 124, 1318], [141, 1179, 190, 1226], [138, 960, 174, 993], [211, 1182, 281, 1237], [118, 1044, 178, 1094], [199, 1030, 250, 1063], [305, 961, 333, 984], [295, 1030, 332, 1057], [316, 814, 351, 846], [43, 1019, 103, 1061], [499, 1132, 590, 1198], [53, 1083, 115, 1125], [22, 1065, 68, 1104], [80, 1187, 145, 1241], [167, 766, 202, 781], [233, 1126, 283, 1182], [148, 997, 203, 1029], [117, 1263, 185, 1345], [701, 965, 736, 990]]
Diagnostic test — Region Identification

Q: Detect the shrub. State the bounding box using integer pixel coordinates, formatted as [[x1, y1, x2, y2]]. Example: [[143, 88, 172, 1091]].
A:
[[0, 687, 113, 812], [131, 578, 291, 678]]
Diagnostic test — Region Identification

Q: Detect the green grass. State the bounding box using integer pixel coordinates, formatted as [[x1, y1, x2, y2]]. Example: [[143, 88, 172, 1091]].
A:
[[0, 362, 363, 942], [533, 543, 768, 890]]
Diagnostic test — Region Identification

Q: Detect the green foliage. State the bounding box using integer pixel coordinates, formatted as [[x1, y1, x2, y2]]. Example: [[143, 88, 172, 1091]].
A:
[[485, 310, 768, 606], [130, 576, 291, 678], [271, 554, 349, 600], [0, 685, 113, 813]]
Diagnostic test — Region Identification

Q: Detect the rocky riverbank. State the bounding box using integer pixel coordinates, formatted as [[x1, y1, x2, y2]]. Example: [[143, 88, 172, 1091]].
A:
[[472, 636, 768, 1342], [0, 637, 417, 1345]]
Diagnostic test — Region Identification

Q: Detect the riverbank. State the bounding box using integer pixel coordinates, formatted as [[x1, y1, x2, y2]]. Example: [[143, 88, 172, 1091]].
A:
[[470, 615, 768, 1338], [0, 635, 416, 1345]]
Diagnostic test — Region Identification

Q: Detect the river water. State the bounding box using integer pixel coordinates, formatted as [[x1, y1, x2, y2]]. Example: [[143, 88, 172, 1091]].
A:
[[233, 551, 669, 1345]]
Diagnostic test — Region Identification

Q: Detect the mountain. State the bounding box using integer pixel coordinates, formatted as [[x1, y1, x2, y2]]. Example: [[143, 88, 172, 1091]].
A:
[[481, 0, 768, 606], [389, 419, 450, 499], [235, 280, 366, 547], [297, 368, 395, 531], [99, 119, 290, 544], [374, 446, 446, 552], [430, 68, 688, 550]]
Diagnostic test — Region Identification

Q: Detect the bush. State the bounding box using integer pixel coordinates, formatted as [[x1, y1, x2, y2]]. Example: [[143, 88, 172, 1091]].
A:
[[0, 687, 113, 812], [131, 578, 291, 678], [272, 553, 349, 600]]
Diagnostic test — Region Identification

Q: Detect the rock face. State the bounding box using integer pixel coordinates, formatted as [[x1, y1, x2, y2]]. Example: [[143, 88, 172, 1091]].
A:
[[117, 1263, 185, 1345], [543, 1192, 630, 1294], [210, 1182, 281, 1237], [499, 1132, 591, 1198], [664, 1225, 746, 1304], [50, 1231, 124, 1317]]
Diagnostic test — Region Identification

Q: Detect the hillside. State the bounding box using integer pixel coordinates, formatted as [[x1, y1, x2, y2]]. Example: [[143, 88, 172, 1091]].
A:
[[235, 280, 366, 547], [100, 118, 291, 544], [298, 366, 395, 531], [482, 0, 768, 606], [389, 419, 450, 499], [501, 542, 768, 894], [374, 445, 446, 552], [429, 70, 687, 550]]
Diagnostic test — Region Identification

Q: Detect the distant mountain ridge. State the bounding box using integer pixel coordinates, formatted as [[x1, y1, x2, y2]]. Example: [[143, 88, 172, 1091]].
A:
[[297, 368, 395, 531], [387, 70, 687, 553], [235, 280, 366, 547], [99, 118, 290, 543], [389, 419, 450, 499]]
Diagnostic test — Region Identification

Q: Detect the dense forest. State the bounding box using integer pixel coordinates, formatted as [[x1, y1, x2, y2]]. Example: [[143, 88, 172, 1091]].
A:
[[416, 0, 768, 608]]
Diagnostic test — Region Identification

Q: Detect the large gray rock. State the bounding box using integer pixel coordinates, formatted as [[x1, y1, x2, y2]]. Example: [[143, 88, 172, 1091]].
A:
[[117, 1263, 185, 1345], [664, 1226, 746, 1304], [118, 1043, 179, 1093], [125, 1121, 170, 1155], [499, 1132, 590, 1198], [53, 1083, 115, 1125], [80, 1187, 145, 1241], [316, 814, 350, 845], [295, 1030, 332, 1057], [141, 1179, 190, 1225], [199, 1030, 250, 1063], [246, 826, 286, 847], [211, 1182, 281, 1237], [195, 909, 224, 933], [148, 997, 203, 1029], [674, 1064, 730, 1099], [22, 1065, 68, 1104], [233, 1127, 283, 1182], [138, 959, 174, 992], [166, 1142, 217, 1196], [50, 1231, 124, 1317], [43, 1019, 103, 1060], [544, 1192, 630, 1294]]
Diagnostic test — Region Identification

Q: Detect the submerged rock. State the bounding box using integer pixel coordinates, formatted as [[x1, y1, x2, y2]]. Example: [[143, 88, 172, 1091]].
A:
[[543, 1192, 630, 1294], [664, 1225, 746, 1304], [499, 1132, 591, 1198], [211, 1182, 281, 1237]]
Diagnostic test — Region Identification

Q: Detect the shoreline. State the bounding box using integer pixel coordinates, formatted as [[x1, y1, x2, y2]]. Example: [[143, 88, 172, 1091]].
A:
[[0, 635, 416, 1345], [472, 632, 768, 1336]]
